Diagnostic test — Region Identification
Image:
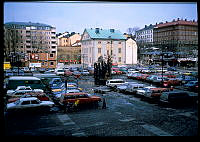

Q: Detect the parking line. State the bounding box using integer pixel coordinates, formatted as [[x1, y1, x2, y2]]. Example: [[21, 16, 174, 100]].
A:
[[141, 124, 173, 136]]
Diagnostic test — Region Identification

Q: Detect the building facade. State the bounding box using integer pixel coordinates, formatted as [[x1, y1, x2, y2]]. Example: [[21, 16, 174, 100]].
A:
[[125, 38, 138, 65], [135, 24, 155, 44], [57, 32, 81, 65], [153, 18, 198, 53], [81, 28, 126, 67], [4, 22, 57, 68]]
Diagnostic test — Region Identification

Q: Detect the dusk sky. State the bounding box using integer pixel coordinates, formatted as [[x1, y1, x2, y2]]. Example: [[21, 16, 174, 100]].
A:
[[4, 2, 197, 34]]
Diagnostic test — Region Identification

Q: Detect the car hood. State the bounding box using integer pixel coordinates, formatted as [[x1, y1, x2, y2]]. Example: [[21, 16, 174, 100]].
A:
[[7, 102, 16, 108]]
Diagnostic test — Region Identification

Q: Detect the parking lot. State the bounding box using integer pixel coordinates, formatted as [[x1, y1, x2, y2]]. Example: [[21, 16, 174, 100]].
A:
[[4, 73, 198, 136]]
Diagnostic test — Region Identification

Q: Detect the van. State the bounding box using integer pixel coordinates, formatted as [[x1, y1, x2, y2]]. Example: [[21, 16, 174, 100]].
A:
[[106, 79, 125, 88], [6, 76, 46, 91]]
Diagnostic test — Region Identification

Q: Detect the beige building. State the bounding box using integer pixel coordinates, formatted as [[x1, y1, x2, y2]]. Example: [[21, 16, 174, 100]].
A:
[[81, 28, 126, 67], [57, 32, 81, 65], [125, 38, 138, 64]]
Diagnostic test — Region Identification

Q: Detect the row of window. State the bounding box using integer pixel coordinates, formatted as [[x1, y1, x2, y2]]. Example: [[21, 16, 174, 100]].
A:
[[98, 48, 121, 54], [136, 30, 153, 35]]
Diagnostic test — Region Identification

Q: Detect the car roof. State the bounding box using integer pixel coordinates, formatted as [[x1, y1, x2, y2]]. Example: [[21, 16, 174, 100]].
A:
[[19, 97, 38, 101], [9, 76, 40, 80]]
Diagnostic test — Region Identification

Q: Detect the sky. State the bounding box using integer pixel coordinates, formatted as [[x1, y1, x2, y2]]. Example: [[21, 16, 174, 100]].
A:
[[4, 2, 198, 34]]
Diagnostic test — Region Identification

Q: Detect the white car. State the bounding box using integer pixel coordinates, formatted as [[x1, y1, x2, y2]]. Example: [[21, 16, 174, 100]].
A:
[[55, 69, 65, 76], [81, 70, 90, 75], [136, 86, 156, 96], [6, 97, 54, 113], [7, 86, 43, 97], [106, 79, 125, 88]]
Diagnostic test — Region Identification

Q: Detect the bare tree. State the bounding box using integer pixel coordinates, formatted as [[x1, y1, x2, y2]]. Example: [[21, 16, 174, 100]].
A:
[[127, 26, 140, 35]]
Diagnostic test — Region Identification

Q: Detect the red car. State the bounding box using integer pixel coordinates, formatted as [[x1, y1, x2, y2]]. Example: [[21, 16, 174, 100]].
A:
[[162, 78, 181, 87], [112, 68, 123, 75], [64, 70, 73, 76]]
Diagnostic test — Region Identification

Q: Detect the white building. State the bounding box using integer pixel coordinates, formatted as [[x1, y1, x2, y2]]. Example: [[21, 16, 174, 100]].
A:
[[81, 28, 126, 67], [135, 24, 155, 44], [125, 38, 138, 64]]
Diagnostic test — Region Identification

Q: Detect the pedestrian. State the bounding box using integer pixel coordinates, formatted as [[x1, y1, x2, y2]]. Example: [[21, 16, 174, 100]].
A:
[[102, 98, 107, 109]]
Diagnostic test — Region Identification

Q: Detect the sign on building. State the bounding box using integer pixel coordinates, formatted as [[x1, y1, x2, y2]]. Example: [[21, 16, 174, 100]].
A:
[[29, 63, 41, 68]]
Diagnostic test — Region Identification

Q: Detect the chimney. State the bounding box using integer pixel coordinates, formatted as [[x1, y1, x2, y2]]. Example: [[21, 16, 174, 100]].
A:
[[172, 19, 175, 22], [177, 18, 180, 21], [185, 19, 187, 21], [145, 25, 147, 28], [166, 21, 168, 23], [156, 22, 157, 25], [95, 28, 100, 34], [110, 29, 115, 33], [193, 19, 195, 22]]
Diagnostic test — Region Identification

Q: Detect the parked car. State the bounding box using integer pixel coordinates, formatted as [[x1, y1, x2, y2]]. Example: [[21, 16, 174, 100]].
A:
[[184, 81, 198, 91], [5, 69, 13, 77], [116, 82, 137, 93], [59, 92, 101, 110], [112, 68, 123, 75], [143, 87, 171, 100], [64, 70, 73, 76], [167, 67, 177, 71], [162, 78, 181, 87], [6, 97, 54, 113], [181, 76, 197, 84], [81, 70, 90, 75], [8, 92, 51, 103], [160, 91, 197, 104], [55, 69, 65, 76], [136, 86, 156, 97], [106, 79, 125, 88], [125, 83, 144, 94], [7, 86, 43, 97], [73, 71, 81, 78]]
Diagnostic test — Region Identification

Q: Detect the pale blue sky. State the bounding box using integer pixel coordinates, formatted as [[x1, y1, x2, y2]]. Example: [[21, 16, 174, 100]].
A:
[[4, 2, 198, 34]]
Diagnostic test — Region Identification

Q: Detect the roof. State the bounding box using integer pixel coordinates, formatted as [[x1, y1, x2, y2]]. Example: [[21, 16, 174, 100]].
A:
[[136, 24, 156, 32], [62, 92, 88, 96], [20, 97, 38, 101], [9, 76, 40, 80], [5, 22, 53, 28], [156, 20, 198, 28], [84, 28, 126, 40]]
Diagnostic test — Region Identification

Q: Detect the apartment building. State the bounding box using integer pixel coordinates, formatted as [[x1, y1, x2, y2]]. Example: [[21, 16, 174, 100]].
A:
[[81, 28, 126, 67], [4, 22, 57, 68], [135, 24, 155, 44], [153, 18, 198, 52]]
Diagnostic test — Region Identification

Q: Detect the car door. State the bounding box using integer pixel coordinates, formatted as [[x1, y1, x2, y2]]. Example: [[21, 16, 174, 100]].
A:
[[20, 100, 32, 110], [30, 99, 42, 110]]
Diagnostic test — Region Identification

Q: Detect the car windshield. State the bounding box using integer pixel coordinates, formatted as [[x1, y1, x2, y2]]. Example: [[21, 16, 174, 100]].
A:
[[14, 99, 20, 105]]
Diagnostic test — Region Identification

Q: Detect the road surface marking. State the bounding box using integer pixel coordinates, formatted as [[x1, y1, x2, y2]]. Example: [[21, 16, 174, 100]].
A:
[[141, 124, 173, 136], [57, 114, 87, 137], [119, 118, 136, 122]]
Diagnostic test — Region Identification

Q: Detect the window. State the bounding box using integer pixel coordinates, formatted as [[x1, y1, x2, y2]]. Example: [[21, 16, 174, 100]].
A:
[[50, 62, 54, 65], [98, 41, 101, 44], [98, 48, 101, 54], [118, 41, 121, 44], [50, 54, 54, 57], [31, 100, 39, 104], [52, 51, 56, 53], [118, 57, 121, 62], [118, 48, 121, 53], [21, 101, 30, 105]]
